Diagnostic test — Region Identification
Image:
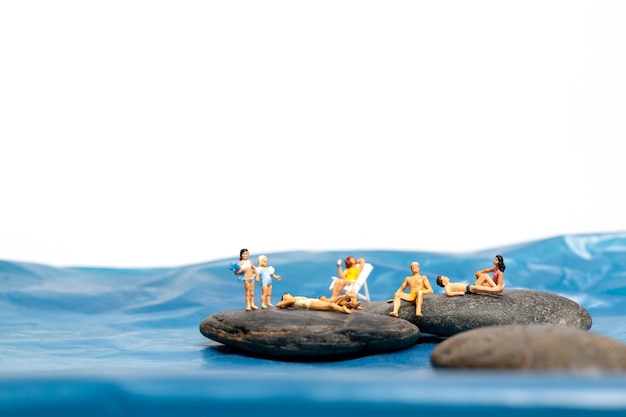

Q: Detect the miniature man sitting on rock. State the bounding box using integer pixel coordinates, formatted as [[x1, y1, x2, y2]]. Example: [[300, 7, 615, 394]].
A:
[[277, 293, 352, 314], [435, 275, 505, 296], [388, 262, 433, 317]]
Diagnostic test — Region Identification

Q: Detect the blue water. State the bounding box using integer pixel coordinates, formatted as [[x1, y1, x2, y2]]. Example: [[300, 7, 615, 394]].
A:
[[2, 232, 626, 416]]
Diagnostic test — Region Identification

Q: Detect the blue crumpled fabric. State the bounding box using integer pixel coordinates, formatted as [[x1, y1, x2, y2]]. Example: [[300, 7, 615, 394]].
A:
[[1, 232, 626, 416]]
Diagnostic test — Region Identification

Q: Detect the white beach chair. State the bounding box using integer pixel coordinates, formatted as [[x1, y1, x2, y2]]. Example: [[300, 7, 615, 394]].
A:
[[328, 263, 373, 302]]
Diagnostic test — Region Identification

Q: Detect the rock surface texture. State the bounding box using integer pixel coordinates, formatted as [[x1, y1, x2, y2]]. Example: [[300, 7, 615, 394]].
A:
[[199, 309, 420, 361], [430, 324, 626, 372], [362, 289, 592, 337]]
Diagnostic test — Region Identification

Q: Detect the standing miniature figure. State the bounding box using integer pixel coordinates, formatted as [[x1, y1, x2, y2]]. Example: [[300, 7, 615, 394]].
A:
[[388, 262, 433, 317], [330, 255, 365, 299], [235, 248, 259, 311], [435, 275, 505, 296], [277, 293, 352, 314], [475, 255, 506, 289], [257, 255, 281, 309]]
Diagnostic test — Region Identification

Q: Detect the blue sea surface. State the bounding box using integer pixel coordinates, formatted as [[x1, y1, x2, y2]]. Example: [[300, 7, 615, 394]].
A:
[[2, 233, 626, 416]]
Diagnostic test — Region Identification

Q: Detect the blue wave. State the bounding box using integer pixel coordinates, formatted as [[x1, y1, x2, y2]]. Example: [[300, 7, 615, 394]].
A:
[[1, 232, 626, 415]]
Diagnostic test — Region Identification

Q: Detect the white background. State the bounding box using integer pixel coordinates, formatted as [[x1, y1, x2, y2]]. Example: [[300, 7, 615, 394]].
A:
[[2, 1, 625, 267]]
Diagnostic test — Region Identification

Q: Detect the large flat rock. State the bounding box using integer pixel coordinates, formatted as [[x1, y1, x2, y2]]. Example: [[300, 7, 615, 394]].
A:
[[430, 324, 626, 371], [362, 289, 592, 337], [199, 309, 420, 361]]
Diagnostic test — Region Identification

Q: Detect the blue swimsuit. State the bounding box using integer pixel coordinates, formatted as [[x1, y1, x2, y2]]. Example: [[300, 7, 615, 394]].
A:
[[258, 266, 275, 286]]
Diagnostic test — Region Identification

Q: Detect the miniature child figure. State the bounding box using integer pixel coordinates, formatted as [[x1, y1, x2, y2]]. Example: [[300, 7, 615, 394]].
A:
[[475, 255, 506, 288], [388, 262, 433, 317], [234, 248, 259, 311], [330, 255, 366, 299], [435, 275, 505, 296], [277, 293, 352, 314], [257, 255, 281, 309]]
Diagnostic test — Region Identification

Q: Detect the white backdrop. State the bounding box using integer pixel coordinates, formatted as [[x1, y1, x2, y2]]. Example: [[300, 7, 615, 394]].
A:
[[2, 1, 625, 267]]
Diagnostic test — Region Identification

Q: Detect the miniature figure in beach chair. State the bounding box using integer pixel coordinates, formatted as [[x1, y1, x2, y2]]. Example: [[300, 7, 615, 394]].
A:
[[328, 256, 373, 302]]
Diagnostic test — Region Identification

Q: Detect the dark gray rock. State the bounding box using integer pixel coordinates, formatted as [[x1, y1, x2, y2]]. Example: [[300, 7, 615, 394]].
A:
[[430, 324, 626, 372], [199, 309, 420, 361], [362, 289, 592, 337]]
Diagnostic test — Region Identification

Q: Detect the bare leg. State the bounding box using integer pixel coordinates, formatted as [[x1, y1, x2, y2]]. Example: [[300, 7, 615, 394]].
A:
[[331, 280, 346, 299], [261, 284, 269, 308], [310, 301, 352, 314], [267, 285, 274, 307], [415, 290, 424, 316], [475, 273, 496, 287], [244, 280, 253, 311], [389, 293, 401, 317], [246, 281, 258, 310]]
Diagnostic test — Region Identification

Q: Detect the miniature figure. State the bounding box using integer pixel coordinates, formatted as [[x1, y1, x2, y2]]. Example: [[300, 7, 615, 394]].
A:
[[435, 275, 505, 296], [234, 248, 259, 311], [277, 293, 352, 314], [330, 256, 365, 299], [475, 255, 506, 288], [319, 291, 362, 310], [388, 262, 433, 317], [257, 255, 281, 309]]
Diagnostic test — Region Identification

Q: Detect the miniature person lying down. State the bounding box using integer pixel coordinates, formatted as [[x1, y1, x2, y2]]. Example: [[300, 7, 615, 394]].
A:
[[277, 293, 352, 314], [436, 275, 505, 296], [318, 291, 362, 310]]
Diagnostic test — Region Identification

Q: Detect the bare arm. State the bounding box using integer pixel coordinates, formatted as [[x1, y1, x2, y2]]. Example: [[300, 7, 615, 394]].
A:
[[396, 278, 409, 293], [422, 276, 434, 295], [356, 258, 365, 270], [337, 263, 346, 279]]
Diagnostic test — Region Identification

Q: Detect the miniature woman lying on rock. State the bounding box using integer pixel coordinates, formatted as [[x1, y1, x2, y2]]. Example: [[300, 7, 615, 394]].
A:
[[277, 293, 352, 314]]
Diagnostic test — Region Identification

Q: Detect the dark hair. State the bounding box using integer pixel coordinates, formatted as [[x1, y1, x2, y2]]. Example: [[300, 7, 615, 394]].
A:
[[495, 255, 506, 272], [239, 248, 249, 260], [436, 275, 445, 287]]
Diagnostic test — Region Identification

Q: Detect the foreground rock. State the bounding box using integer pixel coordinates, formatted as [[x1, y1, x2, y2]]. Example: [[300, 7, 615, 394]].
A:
[[430, 324, 626, 372], [199, 309, 420, 361], [362, 289, 591, 337]]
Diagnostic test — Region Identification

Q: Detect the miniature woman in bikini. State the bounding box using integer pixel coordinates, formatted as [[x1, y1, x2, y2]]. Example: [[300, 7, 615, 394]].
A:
[[277, 293, 351, 314], [235, 248, 259, 311], [257, 255, 281, 309], [474, 254, 506, 289]]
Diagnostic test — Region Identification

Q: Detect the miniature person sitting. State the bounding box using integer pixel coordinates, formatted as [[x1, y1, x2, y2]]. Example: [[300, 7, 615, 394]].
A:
[[475, 254, 506, 288], [330, 256, 365, 299], [435, 275, 505, 296], [388, 261, 433, 317], [277, 293, 352, 314]]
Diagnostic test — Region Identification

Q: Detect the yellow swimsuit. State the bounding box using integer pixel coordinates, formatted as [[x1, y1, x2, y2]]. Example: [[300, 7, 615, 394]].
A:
[[345, 267, 360, 281]]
